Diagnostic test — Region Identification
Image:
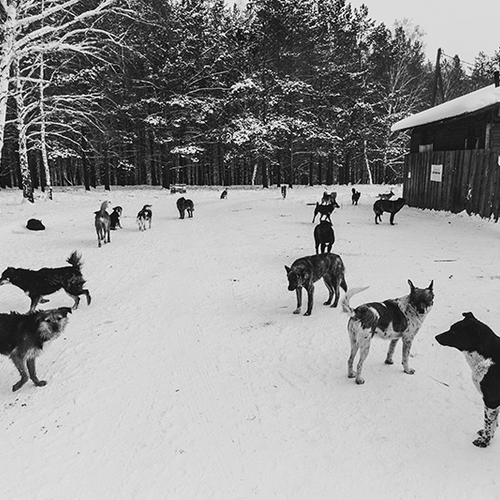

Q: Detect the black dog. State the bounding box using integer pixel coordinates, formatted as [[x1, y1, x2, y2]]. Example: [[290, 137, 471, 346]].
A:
[[314, 220, 335, 254], [26, 219, 45, 231], [436, 313, 500, 448], [312, 201, 340, 223], [285, 253, 347, 316], [0, 251, 92, 312], [110, 206, 123, 230], [137, 204, 152, 231], [220, 189, 228, 199], [281, 185, 287, 199], [342, 280, 434, 384], [351, 188, 361, 205], [373, 198, 405, 225], [177, 197, 194, 219], [0, 307, 72, 391]]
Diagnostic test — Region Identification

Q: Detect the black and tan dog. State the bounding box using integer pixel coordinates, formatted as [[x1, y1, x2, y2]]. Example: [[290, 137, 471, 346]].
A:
[[436, 313, 500, 448], [285, 253, 347, 316], [137, 204, 153, 231], [312, 201, 340, 223], [177, 197, 195, 219], [110, 206, 123, 230], [0, 251, 91, 312], [314, 220, 335, 254], [0, 307, 72, 391], [342, 280, 434, 384], [351, 188, 361, 205], [373, 198, 405, 225]]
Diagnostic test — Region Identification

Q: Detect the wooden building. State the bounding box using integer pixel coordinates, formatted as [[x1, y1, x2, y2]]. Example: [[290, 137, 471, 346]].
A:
[[392, 78, 500, 220]]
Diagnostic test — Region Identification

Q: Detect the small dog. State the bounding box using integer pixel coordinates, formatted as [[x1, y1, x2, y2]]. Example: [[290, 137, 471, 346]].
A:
[[378, 189, 395, 200], [436, 313, 500, 448], [0, 251, 92, 312], [26, 219, 45, 231], [137, 204, 153, 231], [314, 220, 335, 254], [94, 200, 111, 247], [312, 201, 340, 223], [281, 185, 287, 199], [342, 280, 434, 384], [321, 191, 337, 205], [220, 189, 228, 199], [351, 188, 361, 205], [285, 253, 348, 316], [373, 198, 405, 225], [110, 206, 123, 230], [177, 197, 194, 219], [0, 307, 72, 391]]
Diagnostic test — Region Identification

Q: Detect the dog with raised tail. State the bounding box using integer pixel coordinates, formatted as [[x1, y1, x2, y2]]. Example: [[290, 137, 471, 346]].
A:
[[94, 200, 111, 247], [436, 313, 500, 448], [342, 280, 434, 384], [0, 307, 72, 391]]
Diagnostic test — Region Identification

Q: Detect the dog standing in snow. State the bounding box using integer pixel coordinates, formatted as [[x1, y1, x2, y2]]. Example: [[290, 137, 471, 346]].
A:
[[137, 204, 153, 231], [436, 313, 500, 447], [94, 200, 111, 247]]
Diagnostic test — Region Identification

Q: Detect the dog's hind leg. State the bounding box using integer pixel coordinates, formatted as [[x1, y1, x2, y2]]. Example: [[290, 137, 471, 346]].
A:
[[401, 337, 415, 374], [385, 339, 399, 365], [27, 357, 46, 387], [293, 287, 303, 315], [474, 407, 500, 447], [354, 340, 371, 384], [10, 354, 29, 392]]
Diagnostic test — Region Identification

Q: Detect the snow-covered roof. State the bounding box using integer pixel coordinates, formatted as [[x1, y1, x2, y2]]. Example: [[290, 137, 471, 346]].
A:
[[391, 84, 500, 132]]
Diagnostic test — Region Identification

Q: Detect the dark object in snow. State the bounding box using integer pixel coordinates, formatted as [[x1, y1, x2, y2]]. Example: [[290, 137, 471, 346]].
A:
[[177, 197, 194, 219], [312, 201, 340, 224], [351, 188, 361, 205], [313, 220, 335, 254], [26, 219, 45, 231], [281, 185, 287, 199], [137, 204, 152, 231], [436, 312, 500, 448], [94, 201, 111, 247], [285, 253, 347, 316], [373, 198, 405, 225], [220, 189, 228, 199], [110, 206, 123, 230], [0, 251, 92, 312], [0, 307, 72, 391]]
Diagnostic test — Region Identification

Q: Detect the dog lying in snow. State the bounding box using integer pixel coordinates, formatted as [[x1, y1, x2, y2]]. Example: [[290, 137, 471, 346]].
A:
[[436, 313, 500, 448], [342, 280, 434, 384]]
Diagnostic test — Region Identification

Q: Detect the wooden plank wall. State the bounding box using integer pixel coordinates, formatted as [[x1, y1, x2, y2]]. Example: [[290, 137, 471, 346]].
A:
[[403, 150, 500, 221]]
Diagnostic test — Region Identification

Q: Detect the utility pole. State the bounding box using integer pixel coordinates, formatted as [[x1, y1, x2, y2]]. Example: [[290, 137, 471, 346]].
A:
[[431, 48, 445, 106]]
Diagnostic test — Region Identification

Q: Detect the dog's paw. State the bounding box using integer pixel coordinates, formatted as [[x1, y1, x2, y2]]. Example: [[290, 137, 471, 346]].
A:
[[404, 368, 415, 375], [304, 311, 311, 316], [473, 435, 490, 448], [293, 309, 301, 315], [12, 380, 27, 392], [34, 380, 47, 387], [323, 301, 331, 306], [384, 359, 394, 365], [355, 377, 365, 385]]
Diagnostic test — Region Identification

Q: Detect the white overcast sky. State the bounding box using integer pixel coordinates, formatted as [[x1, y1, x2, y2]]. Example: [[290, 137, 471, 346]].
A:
[[231, 0, 499, 67]]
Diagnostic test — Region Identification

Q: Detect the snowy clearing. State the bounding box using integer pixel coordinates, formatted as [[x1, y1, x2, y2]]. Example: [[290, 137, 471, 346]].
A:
[[0, 184, 499, 499]]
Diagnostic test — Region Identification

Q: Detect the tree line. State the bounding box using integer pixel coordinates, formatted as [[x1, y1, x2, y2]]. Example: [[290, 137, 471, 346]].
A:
[[1, 0, 499, 201]]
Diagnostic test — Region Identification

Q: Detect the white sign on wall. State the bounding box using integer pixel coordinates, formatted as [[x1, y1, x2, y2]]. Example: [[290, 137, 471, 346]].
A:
[[430, 164, 443, 182]]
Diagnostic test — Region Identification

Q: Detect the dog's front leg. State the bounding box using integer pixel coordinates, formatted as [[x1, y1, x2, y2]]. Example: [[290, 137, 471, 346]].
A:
[[293, 287, 302, 314], [304, 285, 315, 316], [401, 337, 415, 374], [474, 406, 500, 447], [385, 339, 399, 365], [27, 358, 47, 387], [10, 355, 29, 392], [389, 213, 396, 225]]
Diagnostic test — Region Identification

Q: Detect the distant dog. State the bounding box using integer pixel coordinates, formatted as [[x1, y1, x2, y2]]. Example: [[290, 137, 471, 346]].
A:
[[177, 197, 194, 219], [312, 201, 339, 223], [94, 200, 111, 247], [285, 253, 348, 316], [220, 189, 228, 199], [110, 206, 123, 230], [436, 313, 500, 448], [0, 307, 72, 391], [314, 220, 335, 254], [137, 204, 152, 231], [351, 189, 361, 205], [378, 189, 395, 200], [0, 251, 92, 312], [321, 191, 337, 205], [342, 280, 434, 384], [373, 198, 405, 225], [26, 219, 45, 231], [281, 185, 287, 199]]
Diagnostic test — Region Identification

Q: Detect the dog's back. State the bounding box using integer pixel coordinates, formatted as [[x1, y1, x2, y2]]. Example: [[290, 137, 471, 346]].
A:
[[314, 220, 335, 254], [289, 253, 346, 288]]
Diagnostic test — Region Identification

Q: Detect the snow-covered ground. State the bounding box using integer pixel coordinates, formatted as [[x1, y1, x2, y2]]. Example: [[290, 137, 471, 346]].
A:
[[0, 184, 499, 499]]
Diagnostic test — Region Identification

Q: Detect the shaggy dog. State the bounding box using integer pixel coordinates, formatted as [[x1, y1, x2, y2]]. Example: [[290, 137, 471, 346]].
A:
[[373, 198, 406, 225], [177, 197, 195, 219], [137, 204, 153, 231], [94, 200, 111, 247], [351, 189, 361, 205], [110, 206, 123, 230], [285, 253, 347, 316], [342, 280, 434, 384], [0, 307, 72, 391], [0, 251, 92, 312], [314, 220, 335, 254], [436, 313, 500, 448]]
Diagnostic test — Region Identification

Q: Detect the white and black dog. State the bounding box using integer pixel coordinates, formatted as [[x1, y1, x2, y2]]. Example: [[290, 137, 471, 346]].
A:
[[342, 280, 434, 384], [137, 204, 152, 231], [436, 313, 500, 448]]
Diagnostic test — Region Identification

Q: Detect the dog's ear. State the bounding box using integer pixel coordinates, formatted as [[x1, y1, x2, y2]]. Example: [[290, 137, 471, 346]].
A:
[[407, 279, 415, 291], [285, 265, 291, 274], [428, 280, 434, 291], [462, 312, 475, 320]]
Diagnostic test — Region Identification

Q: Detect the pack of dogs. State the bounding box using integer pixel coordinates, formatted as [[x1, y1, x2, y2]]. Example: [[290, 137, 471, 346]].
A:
[[1, 185, 497, 450]]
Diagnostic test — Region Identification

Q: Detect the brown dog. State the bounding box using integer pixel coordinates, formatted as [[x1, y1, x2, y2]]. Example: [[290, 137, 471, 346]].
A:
[[0, 307, 72, 391]]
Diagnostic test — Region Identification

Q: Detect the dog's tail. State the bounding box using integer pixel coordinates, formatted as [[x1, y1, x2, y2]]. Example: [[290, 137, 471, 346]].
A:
[[67, 251, 83, 270], [341, 286, 369, 316]]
